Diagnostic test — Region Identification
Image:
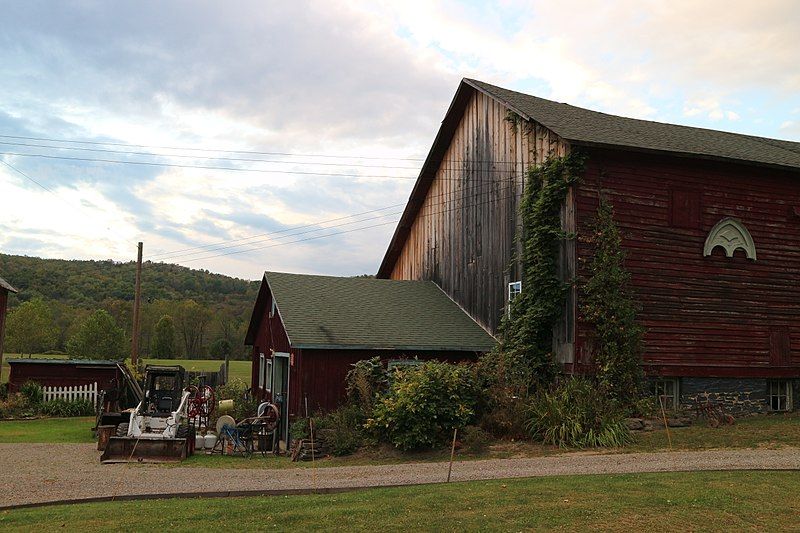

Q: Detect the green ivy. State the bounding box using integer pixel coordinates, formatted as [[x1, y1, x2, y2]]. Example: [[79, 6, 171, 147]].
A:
[[498, 153, 584, 388], [580, 195, 644, 410]]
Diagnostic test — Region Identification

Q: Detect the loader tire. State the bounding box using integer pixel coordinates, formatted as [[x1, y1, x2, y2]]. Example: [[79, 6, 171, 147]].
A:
[[116, 423, 129, 437]]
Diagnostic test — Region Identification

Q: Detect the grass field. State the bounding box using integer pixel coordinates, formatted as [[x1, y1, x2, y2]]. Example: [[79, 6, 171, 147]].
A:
[[1, 355, 251, 385], [2, 471, 799, 531], [0, 417, 95, 443], [143, 358, 251, 383]]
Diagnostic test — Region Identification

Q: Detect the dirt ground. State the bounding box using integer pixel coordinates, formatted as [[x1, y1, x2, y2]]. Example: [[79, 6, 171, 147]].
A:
[[2, 443, 799, 508]]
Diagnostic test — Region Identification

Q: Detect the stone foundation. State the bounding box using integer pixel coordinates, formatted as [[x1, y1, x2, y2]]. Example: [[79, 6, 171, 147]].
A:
[[649, 377, 799, 417]]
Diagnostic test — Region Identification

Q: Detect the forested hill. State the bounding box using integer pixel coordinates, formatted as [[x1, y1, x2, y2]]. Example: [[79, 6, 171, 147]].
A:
[[0, 253, 260, 359], [0, 253, 258, 310]]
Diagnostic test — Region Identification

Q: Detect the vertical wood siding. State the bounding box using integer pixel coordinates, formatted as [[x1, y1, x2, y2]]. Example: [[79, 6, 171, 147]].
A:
[[576, 149, 800, 377], [388, 90, 569, 333]]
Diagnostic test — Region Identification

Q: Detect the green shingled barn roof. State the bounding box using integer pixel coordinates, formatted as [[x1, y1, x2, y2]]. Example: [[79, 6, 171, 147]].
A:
[[262, 271, 496, 351], [466, 78, 800, 171]]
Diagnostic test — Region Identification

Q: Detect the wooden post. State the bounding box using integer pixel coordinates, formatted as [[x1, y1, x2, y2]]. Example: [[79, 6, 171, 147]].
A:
[[131, 242, 143, 365], [447, 427, 458, 482]]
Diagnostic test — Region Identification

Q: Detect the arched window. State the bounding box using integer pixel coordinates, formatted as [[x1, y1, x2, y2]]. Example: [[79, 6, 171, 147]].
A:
[[703, 217, 757, 260]]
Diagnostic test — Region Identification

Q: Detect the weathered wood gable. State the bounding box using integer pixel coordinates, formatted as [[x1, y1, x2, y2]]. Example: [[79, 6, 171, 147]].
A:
[[379, 86, 570, 333]]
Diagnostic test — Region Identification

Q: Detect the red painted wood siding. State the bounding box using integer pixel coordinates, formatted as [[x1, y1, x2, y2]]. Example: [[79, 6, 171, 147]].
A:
[[250, 288, 292, 397], [299, 349, 478, 414], [8, 362, 120, 393], [575, 149, 800, 377]]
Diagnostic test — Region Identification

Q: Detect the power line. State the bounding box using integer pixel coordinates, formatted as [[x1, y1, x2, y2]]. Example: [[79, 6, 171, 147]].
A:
[[0, 151, 419, 180], [0, 133, 427, 161], [149, 170, 523, 259], [177, 185, 524, 264], [0, 140, 421, 170]]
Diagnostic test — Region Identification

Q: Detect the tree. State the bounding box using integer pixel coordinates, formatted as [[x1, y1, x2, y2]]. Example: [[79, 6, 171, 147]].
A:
[[581, 196, 645, 409], [208, 338, 232, 359], [176, 300, 211, 358], [151, 315, 176, 358], [5, 298, 58, 356], [67, 309, 128, 360]]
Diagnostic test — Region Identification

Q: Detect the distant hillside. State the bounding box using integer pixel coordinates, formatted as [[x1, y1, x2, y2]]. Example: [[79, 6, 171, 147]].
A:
[[0, 253, 258, 311], [0, 254, 260, 359]]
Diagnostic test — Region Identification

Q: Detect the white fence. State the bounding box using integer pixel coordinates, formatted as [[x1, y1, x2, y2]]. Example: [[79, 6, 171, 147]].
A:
[[43, 382, 98, 404]]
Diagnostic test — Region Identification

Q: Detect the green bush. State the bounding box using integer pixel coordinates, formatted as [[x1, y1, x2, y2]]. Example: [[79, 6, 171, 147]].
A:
[[367, 361, 480, 450], [39, 398, 95, 417], [460, 425, 491, 454], [346, 357, 387, 413], [290, 417, 310, 441], [317, 404, 365, 456], [20, 381, 43, 405], [526, 376, 632, 448]]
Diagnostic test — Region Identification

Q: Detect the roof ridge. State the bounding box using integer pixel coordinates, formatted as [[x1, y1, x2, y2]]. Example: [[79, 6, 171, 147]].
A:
[[465, 77, 800, 149]]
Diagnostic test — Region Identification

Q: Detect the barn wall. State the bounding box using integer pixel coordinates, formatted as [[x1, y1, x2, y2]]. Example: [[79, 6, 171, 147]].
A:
[[576, 149, 800, 378], [8, 362, 120, 393], [299, 349, 479, 414], [250, 288, 292, 397], [387, 89, 570, 333]]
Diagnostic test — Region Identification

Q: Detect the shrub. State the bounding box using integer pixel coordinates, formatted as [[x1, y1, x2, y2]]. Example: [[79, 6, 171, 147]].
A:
[[460, 425, 491, 454], [290, 417, 310, 441], [474, 352, 530, 438], [367, 361, 480, 450], [39, 398, 95, 417], [526, 376, 632, 448], [317, 404, 365, 456], [345, 357, 387, 413], [20, 381, 43, 405]]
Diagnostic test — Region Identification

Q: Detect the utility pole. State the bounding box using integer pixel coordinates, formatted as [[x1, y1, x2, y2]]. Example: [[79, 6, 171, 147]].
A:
[[131, 242, 143, 365]]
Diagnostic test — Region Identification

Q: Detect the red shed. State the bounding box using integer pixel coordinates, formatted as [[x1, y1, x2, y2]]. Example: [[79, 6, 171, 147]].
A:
[[378, 78, 800, 415], [7, 358, 123, 394], [0, 275, 17, 383], [245, 271, 495, 450]]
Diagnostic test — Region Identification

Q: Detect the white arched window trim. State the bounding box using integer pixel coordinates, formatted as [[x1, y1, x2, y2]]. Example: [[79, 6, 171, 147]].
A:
[[703, 217, 757, 260]]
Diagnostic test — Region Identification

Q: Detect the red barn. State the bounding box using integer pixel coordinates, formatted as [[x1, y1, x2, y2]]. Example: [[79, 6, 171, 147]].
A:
[[0, 275, 17, 383], [245, 271, 495, 449], [378, 78, 800, 415]]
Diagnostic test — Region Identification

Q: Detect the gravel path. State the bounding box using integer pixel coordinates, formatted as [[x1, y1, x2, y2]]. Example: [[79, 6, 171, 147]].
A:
[[2, 444, 799, 508]]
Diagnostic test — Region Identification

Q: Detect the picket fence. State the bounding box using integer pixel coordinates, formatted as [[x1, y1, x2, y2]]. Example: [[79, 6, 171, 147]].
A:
[[42, 382, 98, 404]]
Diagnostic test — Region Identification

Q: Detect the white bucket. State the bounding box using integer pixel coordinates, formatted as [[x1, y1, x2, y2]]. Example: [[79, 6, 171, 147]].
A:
[[195, 434, 205, 450], [204, 433, 218, 450]]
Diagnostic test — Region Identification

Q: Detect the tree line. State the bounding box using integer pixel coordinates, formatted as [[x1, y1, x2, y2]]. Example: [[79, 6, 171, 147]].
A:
[[0, 253, 259, 360]]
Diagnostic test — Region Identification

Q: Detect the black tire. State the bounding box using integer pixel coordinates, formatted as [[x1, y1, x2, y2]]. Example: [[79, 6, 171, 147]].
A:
[[176, 424, 190, 439], [116, 422, 129, 437]]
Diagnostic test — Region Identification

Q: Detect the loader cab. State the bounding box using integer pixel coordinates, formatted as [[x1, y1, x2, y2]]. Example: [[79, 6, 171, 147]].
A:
[[143, 365, 186, 416]]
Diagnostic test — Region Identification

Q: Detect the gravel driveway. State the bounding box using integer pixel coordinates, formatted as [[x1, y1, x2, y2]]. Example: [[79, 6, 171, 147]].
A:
[[2, 444, 799, 508]]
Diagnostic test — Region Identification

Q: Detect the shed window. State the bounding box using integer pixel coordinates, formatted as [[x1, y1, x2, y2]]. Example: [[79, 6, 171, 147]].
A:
[[653, 379, 679, 411], [768, 380, 791, 412], [264, 359, 273, 392], [258, 353, 265, 389], [269, 299, 276, 318], [388, 359, 422, 371], [507, 281, 522, 317]]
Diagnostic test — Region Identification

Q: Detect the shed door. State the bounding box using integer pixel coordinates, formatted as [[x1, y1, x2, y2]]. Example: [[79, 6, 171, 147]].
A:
[[272, 353, 290, 451]]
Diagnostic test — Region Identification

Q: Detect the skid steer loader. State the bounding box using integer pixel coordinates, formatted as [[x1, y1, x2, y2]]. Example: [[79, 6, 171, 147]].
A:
[[100, 365, 195, 463]]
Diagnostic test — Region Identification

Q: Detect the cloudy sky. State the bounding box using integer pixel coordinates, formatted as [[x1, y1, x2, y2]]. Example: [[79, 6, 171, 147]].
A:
[[2, 1, 799, 280]]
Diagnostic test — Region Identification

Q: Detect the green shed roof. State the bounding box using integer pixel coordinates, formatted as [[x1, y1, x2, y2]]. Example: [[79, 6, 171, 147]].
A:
[[252, 271, 496, 352]]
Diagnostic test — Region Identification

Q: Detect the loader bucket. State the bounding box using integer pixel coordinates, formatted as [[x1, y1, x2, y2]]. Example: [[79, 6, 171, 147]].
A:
[[100, 437, 188, 464]]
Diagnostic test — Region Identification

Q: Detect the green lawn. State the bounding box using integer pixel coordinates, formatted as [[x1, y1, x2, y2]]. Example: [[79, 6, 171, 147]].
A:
[[2, 471, 799, 531], [0, 417, 95, 443]]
